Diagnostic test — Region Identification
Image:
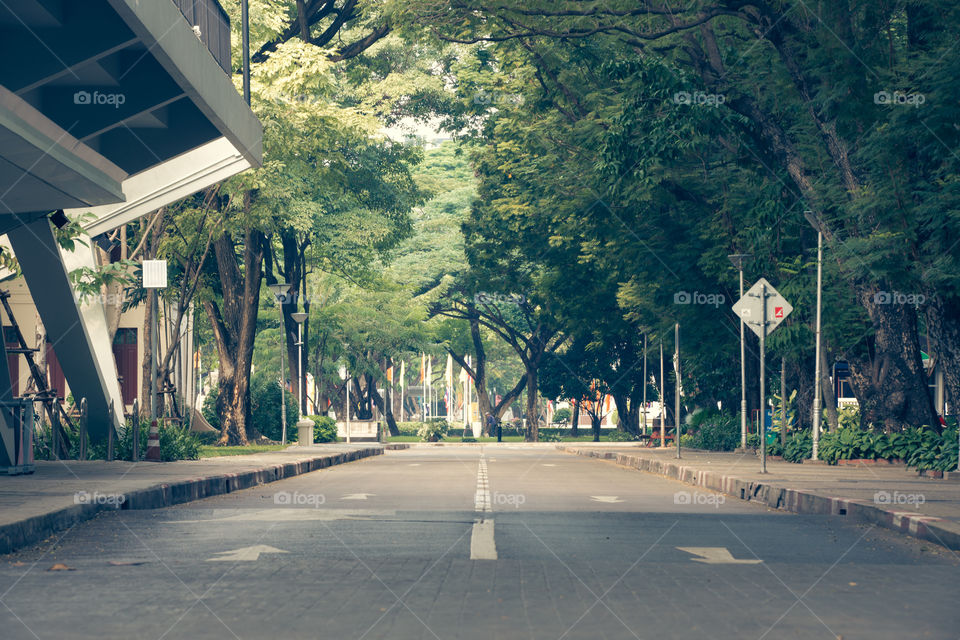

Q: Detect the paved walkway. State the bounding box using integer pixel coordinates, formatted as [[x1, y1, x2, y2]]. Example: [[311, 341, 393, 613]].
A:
[[561, 445, 960, 551], [0, 444, 389, 554]]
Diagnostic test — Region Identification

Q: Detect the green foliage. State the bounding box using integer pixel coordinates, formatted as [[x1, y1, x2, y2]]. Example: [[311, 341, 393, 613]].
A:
[[686, 411, 740, 451], [250, 371, 298, 442], [607, 431, 639, 442], [817, 425, 958, 471], [418, 418, 450, 441], [202, 388, 220, 431], [305, 415, 339, 443], [783, 431, 813, 463], [35, 416, 200, 461], [552, 408, 572, 424]]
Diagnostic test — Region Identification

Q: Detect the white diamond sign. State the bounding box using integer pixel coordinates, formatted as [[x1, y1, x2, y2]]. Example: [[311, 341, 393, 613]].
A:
[[731, 277, 793, 339]]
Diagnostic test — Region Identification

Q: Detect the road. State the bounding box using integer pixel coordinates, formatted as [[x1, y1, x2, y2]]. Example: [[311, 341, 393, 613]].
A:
[[1, 445, 957, 639]]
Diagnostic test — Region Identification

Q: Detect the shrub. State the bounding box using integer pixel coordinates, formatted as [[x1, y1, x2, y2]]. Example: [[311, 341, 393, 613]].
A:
[[249, 371, 298, 442], [418, 418, 449, 441], [782, 430, 812, 462], [202, 387, 219, 430], [687, 411, 739, 451], [553, 408, 572, 424], [195, 430, 219, 446], [539, 431, 562, 442], [607, 430, 639, 442], [679, 434, 695, 448], [303, 415, 338, 443]]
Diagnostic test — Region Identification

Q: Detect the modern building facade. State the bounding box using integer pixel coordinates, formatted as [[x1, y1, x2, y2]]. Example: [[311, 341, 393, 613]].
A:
[[0, 0, 262, 469]]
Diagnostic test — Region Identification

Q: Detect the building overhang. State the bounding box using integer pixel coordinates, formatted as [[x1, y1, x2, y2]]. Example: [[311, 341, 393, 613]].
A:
[[0, 0, 262, 219]]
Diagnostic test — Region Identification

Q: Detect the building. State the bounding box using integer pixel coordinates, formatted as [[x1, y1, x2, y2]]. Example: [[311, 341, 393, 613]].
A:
[[0, 0, 262, 469]]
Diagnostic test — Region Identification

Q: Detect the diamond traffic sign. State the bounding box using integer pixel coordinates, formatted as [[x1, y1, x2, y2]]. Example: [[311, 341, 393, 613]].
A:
[[731, 277, 793, 339]]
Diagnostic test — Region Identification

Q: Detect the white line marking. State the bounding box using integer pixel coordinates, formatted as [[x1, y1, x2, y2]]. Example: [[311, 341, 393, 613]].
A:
[[474, 456, 491, 513], [590, 495, 623, 503], [470, 519, 497, 560]]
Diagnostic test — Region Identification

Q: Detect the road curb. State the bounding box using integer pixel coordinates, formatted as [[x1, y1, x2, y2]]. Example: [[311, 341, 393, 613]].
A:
[[562, 447, 960, 552], [0, 447, 384, 556]]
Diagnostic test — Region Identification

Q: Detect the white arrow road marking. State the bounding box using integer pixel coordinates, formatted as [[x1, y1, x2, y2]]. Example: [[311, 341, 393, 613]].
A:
[[676, 547, 763, 564], [207, 545, 289, 562], [542, 464, 556, 467], [590, 496, 624, 503], [408, 463, 421, 466], [470, 519, 497, 560], [341, 493, 375, 500]]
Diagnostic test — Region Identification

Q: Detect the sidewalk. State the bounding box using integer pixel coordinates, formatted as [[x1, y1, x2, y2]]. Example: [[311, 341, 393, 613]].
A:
[[0, 444, 396, 555], [561, 445, 960, 552]]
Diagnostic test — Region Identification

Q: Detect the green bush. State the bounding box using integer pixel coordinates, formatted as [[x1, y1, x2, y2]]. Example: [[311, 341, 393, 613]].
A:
[[686, 411, 739, 451], [607, 430, 639, 442], [195, 430, 219, 446], [37, 416, 201, 461], [783, 430, 812, 462], [418, 418, 449, 441], [202, 387, 220, 430], [250, 371, 298, 442], [552, 408, 572, 424], [679, 434, 695, 448], [816, 425, 958, 471], [305, 415, 338, 443]]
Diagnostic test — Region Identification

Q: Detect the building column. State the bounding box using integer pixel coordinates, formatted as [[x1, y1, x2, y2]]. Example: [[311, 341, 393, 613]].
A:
[[7, 217, 123, 441]]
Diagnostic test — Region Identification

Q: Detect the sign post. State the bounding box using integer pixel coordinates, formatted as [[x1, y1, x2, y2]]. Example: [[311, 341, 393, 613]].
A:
[[143, 260, 168, 420], [732, 277, 793, 473]]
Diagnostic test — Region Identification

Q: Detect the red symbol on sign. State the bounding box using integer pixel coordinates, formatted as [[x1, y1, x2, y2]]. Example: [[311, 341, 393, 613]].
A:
[[775, 307, 784, 318]]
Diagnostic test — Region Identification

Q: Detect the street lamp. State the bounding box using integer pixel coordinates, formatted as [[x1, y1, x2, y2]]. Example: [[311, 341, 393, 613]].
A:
[[339, 364, 351, 444], [291, 312, 308, 415], [803, 211, 824, 460], [728, 253, 752, 448], [292, 311, 315, 445], [267, 283, 289, 446]]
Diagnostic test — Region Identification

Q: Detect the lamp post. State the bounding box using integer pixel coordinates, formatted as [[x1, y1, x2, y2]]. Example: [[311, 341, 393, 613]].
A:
[[728, 253, 752, 449], [803, 212, 824, 461], [291, 311, 315, 445], [675, 323, 681, 459], [268, 283, 289, 446], [339, 365, 351, 444]]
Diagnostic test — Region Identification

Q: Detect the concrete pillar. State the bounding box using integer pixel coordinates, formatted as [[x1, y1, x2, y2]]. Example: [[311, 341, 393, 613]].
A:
[[7, 217, 123, 441]]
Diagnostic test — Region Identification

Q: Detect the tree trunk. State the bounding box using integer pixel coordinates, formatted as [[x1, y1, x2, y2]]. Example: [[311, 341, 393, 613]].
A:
[[570, 400, 580, 437], [591, 411, 601, 442], [206, 226, 265, 445], [820, 347, 839, 431], [846, 289, 938, 431], [926, 296, 960, 416], [524, 365, 539, 441], [383, 356, 399, 436]]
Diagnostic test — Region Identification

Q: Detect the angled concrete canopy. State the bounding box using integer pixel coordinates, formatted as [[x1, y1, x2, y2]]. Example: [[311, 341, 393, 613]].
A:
[[0, 0, 263, 455]]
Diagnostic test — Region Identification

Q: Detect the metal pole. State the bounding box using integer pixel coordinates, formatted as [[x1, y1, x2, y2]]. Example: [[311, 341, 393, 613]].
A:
[[241, 0, 250, 105], [642, 334, 648, 436], [760, 282, 767, 474], [79, 397, 87, 461], [150, 290, 158, 419], [297, 323, 304, 418], [739, 265, 747, 449], [346, 377, 351, 443], [812, 231, 823, 460], [675, 323, 681, 459], [50, 404, 59, 461], [132, 399, 139, 461], [107, 399, 115, 462], [780, 358, 787, 447], [280, 331, 287, 446], [659, 339, 666, 448]]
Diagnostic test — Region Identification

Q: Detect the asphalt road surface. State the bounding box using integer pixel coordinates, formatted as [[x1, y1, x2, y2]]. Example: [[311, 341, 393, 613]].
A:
[[2, 445, 957, 639]]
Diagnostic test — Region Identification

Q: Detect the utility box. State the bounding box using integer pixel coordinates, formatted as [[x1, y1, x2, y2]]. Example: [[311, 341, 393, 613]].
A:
[[0, 400, 35, 475]]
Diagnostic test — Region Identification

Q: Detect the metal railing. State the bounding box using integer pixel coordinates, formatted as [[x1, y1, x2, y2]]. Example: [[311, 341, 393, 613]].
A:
[[172, 0, 232, 73]]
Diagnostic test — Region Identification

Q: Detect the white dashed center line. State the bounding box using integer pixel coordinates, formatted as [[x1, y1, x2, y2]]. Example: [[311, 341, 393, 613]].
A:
[[470, 453, 497, 560]]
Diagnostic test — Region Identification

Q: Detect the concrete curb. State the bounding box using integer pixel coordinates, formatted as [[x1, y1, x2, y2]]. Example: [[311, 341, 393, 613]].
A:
[[0, 447, 384, 556], [563, 447, 960, 552]]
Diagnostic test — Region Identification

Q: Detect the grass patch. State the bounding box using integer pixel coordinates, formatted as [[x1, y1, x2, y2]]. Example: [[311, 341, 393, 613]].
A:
[[199, 444, 288, 457], [386, 434, 625, 443]]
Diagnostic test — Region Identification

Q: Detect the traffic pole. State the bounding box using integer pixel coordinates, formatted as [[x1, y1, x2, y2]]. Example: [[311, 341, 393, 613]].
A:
[[675, 323, 681, 459], [812, 231, 823, 460], [759, 281, 767, 474]]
